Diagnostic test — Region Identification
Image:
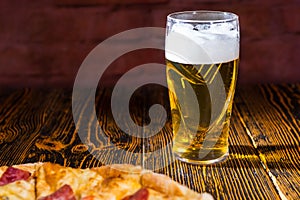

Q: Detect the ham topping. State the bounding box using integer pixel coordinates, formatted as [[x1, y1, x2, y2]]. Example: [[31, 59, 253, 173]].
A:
[[0, 166, 31, 186], [38, 184, 76, 200]]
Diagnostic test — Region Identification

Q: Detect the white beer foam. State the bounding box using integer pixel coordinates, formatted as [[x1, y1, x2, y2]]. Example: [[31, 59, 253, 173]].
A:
[[165, 24, 239, 64]]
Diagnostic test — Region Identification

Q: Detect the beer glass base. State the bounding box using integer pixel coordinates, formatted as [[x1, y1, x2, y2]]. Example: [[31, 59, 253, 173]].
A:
[[175, 151, 229, 165]]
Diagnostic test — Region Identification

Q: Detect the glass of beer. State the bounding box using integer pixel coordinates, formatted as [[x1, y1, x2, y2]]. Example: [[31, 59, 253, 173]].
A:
[[165, 11, 239, 164]]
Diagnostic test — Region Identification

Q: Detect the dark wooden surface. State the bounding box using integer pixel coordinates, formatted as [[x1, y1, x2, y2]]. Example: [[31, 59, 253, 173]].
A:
[[0, 84, 299, 200]]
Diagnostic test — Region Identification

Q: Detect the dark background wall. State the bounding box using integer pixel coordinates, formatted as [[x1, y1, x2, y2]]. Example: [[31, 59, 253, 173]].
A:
[[0, 0, 299, 88]]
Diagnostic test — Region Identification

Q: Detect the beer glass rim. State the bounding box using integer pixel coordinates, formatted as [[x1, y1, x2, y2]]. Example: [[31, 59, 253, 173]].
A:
[[167, 10, 238, 24]]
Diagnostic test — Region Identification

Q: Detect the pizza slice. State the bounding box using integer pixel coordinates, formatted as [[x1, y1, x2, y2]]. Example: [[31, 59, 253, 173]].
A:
[[35, 162, 104, 200], [89, 164, 144, 199], [0, 163, 36, 199], [91, 164, 214, 200], [35, 163, 143, 200]]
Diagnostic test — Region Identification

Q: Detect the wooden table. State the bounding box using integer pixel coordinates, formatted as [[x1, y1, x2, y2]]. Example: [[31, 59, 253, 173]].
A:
[[0, 84, 299, 200]]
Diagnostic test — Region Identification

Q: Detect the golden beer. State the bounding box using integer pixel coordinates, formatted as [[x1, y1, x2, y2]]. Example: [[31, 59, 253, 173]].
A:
[[165, 11, 240, 164], [166, 59, 238, 163]]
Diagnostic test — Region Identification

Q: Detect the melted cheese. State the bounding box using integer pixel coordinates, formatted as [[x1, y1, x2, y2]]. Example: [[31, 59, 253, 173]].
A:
[[36, 163, 104, 199]]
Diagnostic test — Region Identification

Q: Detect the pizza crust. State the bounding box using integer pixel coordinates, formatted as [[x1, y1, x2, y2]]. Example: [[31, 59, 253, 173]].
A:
[[141, 172, 188, 196]]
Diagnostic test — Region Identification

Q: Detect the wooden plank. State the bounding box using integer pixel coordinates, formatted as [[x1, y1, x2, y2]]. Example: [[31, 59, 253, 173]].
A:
[[0, 89, 72, 165], [71, 86, 146, 167], [235, 84, 300, 200]]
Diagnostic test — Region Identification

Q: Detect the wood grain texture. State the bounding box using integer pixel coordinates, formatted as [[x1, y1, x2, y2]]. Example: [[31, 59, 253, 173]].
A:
[[0, 84, 298, 200], [235, 84, 300, 200]]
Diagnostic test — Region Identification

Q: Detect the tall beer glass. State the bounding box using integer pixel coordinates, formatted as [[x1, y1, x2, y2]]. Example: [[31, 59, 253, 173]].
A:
[[165, 11, 239, 164]]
